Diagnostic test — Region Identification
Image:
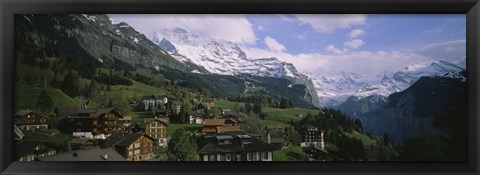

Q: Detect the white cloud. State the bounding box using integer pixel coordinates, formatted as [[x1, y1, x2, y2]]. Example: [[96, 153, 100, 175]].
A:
[[295, 14, 367, 33], [326, 44, 344, 54], [108, 14, 257, 45], [423, 29, 443, 34], [243, 46, 432, 78], [343, 39, 365, 49], [417, 39, 466, 62], [257, 25, 265, 31], [348, 29, 365, 38], [264, 36, 286, 52]]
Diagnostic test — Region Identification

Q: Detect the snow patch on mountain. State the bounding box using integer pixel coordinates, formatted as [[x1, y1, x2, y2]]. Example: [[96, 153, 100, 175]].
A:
[[152, 28, 303, 79], [310, 59, 466, 107]]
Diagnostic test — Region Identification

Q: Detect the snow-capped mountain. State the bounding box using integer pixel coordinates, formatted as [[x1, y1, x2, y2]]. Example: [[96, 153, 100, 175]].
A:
[[151, 28, 320, 106], [151, 28, 302, 78], [311, 59, 466, 107]]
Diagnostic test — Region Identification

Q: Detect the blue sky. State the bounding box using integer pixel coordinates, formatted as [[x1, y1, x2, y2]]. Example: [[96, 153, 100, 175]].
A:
[[109, 14, 466, 77]]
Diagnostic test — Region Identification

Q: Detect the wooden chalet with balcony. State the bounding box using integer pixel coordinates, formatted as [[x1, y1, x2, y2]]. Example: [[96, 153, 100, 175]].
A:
[[14, 110, 49, 131], [55, 107, 123, 139]]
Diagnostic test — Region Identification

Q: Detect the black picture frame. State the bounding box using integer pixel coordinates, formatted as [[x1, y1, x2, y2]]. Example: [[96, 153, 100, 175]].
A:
[[1, 0, 479, 174]]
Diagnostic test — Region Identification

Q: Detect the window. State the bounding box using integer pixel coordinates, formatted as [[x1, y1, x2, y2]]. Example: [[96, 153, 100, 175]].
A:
[[160, 134, 163, 138], [209, 155, 216, 161], [93, 121, 97, 125], [236, 154, 241, 161], [134, 143, 141, 148], [104, 128, 108, 131], [262, 152, 268, 160], [129, 151, 133, 156], [226, 154, 231, 161], [134, 149, 140, 155], [220, 155, 226, 161]]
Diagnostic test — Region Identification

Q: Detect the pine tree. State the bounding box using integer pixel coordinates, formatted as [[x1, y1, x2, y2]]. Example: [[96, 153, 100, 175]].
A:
[[61, 70, 80, 98], [36, 89, 54, 113]]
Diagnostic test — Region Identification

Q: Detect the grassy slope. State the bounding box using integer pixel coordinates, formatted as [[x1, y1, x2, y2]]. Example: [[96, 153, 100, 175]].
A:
[[272, 145, 306, 161], [344, 131, 375, 147], [15, 84, 78, 113]]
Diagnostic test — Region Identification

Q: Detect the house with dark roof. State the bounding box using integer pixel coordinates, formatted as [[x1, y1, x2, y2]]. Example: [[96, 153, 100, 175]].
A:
[[104, 133, 155, 161], [303, 144, 328, 161], [144, 117, 169, 147], [14, 110, 49, 131], [223, 113, 243, 122], [197, 131, 278, 161], [38, 146, 126, 161], [15, 141, 58, 161], [267, 128, 287, 149], [188, 110, 205, 124], [55, 107, 123, 139]]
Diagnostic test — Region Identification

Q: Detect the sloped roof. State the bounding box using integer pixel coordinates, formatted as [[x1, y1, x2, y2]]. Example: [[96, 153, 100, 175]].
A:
[[114, 133, 155, 147], [143, 118, 169, 126], [197, 130, 278, 154], [14, 141, 57, 160], [203, 119, 225, 126], [57, 107, 122, 119], [38, 146, 126, 161]]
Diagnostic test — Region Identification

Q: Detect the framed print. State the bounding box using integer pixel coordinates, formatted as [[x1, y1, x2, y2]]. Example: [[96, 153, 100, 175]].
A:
[[1, 0, 479, 174]]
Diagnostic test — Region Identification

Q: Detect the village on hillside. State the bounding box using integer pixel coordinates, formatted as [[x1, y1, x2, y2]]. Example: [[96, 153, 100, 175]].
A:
[[14, 95, 341, 162]]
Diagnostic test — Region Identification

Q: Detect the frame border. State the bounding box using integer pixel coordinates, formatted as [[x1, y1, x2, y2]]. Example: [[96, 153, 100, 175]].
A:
[[1, 0, 479, 174]]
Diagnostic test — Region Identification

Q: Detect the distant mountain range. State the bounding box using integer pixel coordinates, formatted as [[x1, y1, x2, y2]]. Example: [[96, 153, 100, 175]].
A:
[[310, 59, 466, 107]]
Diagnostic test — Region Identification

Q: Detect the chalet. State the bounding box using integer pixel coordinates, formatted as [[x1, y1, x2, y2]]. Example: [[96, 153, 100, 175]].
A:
[[267, 128, 287, 149], [201, 119, 240, 135], [69, 138, 95, 150], [189, 110, 205, 124], [197, 131, 278, 161], [166, 100, 182, 115], [119, 116, 132, 127], [56, 107, 123, 139], [303, 145, 328, 161], [105, 133, 155, 161], [15, 141, 57, 161], [300, 125, 322, 147], [14, 124, 25, 141], [143, 95, 168, 111], [38, 146, 126, 161], [14, 110, 49, 131], [224, 118, 238, 127], [223, 113, 243, 122], [144, 117, 169, 147]]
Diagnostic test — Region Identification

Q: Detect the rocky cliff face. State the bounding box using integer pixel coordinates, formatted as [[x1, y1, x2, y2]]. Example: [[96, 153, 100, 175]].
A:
[[359, 75, 466, 142], [15, 14, 207, 73]]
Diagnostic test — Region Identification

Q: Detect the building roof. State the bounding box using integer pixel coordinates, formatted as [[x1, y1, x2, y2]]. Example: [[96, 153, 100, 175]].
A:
[[203, 119, 225, 126], [56, 107, 122, 119], [15, 110, 49, 119], [303, 145, 329, 155], [197, 130, 278, 154], [109, 133, 155, 147], [38, 146, 126, 161], [14, 141, 57, 160], [143, 118, 169, 126]]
